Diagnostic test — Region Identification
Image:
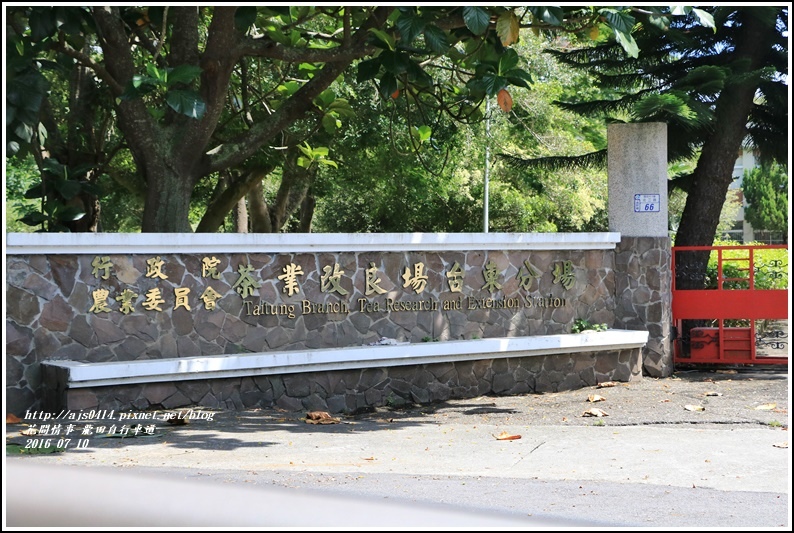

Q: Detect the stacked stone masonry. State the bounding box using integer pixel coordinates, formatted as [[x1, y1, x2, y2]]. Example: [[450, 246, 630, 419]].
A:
[[46, 349, 642, 414], [613, 237, 673, 377], [7, 245, 662, 414]]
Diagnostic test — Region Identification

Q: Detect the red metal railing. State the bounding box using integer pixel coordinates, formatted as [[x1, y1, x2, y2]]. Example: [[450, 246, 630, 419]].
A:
[[672, 244, 789, 365]]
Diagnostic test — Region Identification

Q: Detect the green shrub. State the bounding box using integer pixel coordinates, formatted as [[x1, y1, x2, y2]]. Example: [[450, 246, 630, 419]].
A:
[[705, 239, 788, 290], [572, 319, 607, 333]]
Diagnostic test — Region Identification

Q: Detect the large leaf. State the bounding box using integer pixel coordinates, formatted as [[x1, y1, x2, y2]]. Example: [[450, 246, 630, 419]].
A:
[[357, 57, 382, 82], [23, 183, 45, 199], [165, 90, 206, 119], [498, 49, 519, 75], [369, 28, 396, 50], [315, 89, 336, 108], [276, 81, 301, 97], [497, 88, 513, 112], [378, 72, 398, 100], [691, 8, 716, 30], [29, 7, 58, 43], [327, 98, 355, 118], [266, 27, 291, 46], [480, 73, 508, 96], [416, 125, 432, 142], [14, 123, 33, 143], [599, 8, 635, 35], [505, 68, 532, 88], [463, 6, 490, 35], [613, 29, 639, 59], [322, 113, 341, 134], [381, 50, 410, 75], [55, 205, 87, 222], [496, 11, 519, 46], [145, 63, 167, 83], [166, 65, 203, 87], [235, 6, 258, 32], [395, 9, 425, 44], [528, 6, 564, 26], [19, 212, 49, 226], [53, 179, 82, 200], [423, 25, 449, 53], [42, 158, 67, 178], [407, 60, 433, 87]]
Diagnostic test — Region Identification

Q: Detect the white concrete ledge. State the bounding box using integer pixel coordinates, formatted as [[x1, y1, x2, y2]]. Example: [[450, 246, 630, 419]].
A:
[[43, 330, 648, 389], [7, 232, 621, 255]]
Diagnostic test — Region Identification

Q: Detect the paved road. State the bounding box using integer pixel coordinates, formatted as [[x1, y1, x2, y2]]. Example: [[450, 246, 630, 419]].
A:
[[5, 368, 791, 528]]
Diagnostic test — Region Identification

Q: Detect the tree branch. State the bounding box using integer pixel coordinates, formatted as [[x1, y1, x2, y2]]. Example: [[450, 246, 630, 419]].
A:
[[53, 34, 123, 95], [205, 6, 394, 174]]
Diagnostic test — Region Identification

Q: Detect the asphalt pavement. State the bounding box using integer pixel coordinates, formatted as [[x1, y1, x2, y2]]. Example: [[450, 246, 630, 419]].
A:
[[4, 367, 792, 529]]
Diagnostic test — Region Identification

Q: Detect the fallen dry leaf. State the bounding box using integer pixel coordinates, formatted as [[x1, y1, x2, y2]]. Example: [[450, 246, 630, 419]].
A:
[[363, 456, 376, 461], [716, 369, 737, 374], [306, 411, 334, 420], [6, 413, 22, 424], [587, 394, 607, 403], [659, 399, 671, 403], [305, 417, 340, 425], [582, 408, 608, 417], [494, 431, 521, 440], [754, 403, 776, 410], [703, 391, 723, 397], [772, 442, 788, 449], [305, 411, 340, 424], [684, 404, 705, 412], [596, 381, 617, 388]]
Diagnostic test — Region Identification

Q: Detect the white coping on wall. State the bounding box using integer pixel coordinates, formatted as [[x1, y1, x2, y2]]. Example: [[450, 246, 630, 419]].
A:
[[6, 232, 621, 255], [43, 330, 648, 389]]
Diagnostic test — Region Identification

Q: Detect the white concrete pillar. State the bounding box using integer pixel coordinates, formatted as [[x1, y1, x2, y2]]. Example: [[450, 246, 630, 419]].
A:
[[608, 123, 668, 237]]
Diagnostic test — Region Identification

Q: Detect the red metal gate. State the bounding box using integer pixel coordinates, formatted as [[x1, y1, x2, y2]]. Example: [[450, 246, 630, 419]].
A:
[[672, 244, 789, 365]]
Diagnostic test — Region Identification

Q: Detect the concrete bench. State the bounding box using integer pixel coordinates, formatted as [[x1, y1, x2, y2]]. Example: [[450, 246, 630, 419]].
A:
[[41, 330, 649, 412]]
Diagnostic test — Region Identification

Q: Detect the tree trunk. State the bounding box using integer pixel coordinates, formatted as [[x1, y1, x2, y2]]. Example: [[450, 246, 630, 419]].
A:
[[674, 9, 774, 290], [138, 152, 196, 232], [299, 194, 316, 233], [248, 181, 272, 233], [235, 197, 248, 233], [672, 9, 776, 354], [195, 166, 274, 233], [270, 146, 315, 231]]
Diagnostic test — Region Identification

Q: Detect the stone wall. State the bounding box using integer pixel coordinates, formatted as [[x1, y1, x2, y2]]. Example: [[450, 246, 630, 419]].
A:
[[613, 236, 673, 376], [42, 348, 642, 414], [7, 245, 621, 413]]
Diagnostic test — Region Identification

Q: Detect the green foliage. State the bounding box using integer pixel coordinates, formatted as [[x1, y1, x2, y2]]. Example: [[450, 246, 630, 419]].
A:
[[5, 6, 719, 233], [545, 7, 787, 170], [742, 163, 788, 234], [16, 158, 104, 232], [571, 319, 608, 333], [705, 239, 788, 290], [119, 64, 206, 119], [5, 154, 40, 232], [297, 143, 338, 170]]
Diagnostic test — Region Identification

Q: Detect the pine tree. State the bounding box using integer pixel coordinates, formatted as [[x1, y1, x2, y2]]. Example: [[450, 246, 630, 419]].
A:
[[503, 6, 787, 277], [743, 163, 789, 239]]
